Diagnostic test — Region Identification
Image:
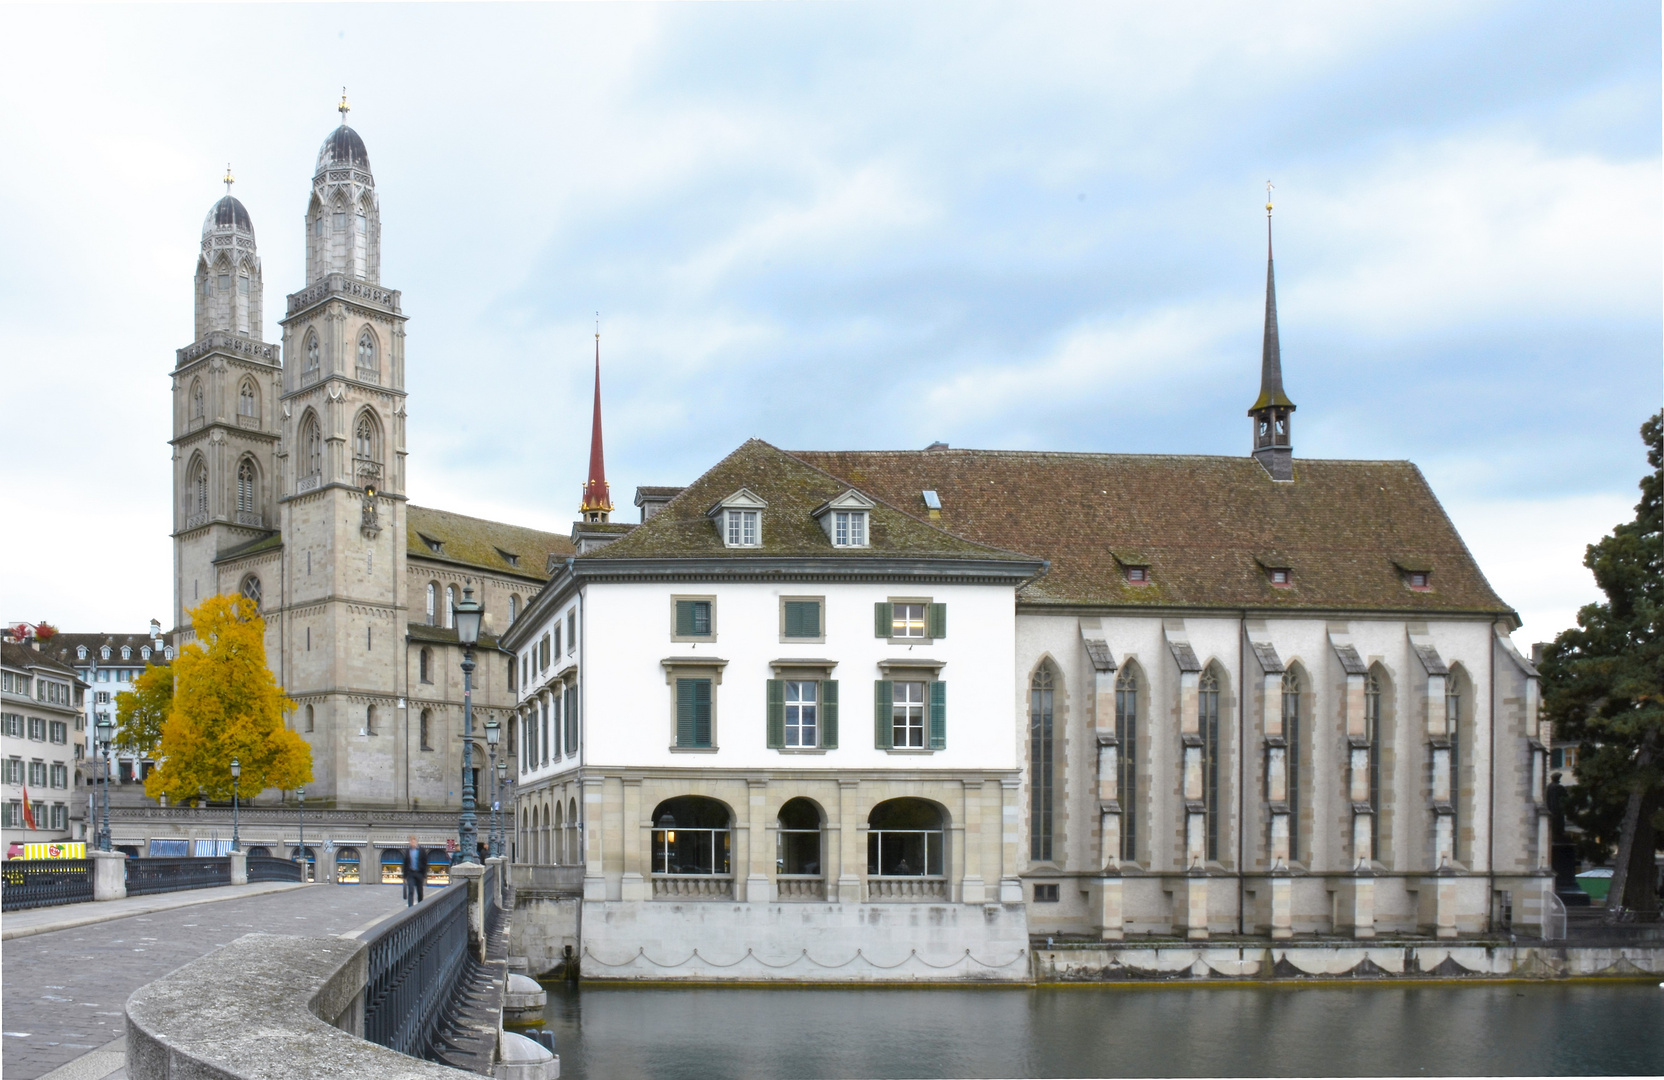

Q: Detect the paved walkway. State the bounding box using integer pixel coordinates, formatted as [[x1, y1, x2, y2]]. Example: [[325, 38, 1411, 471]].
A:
[[1, 883, 410, 1080]]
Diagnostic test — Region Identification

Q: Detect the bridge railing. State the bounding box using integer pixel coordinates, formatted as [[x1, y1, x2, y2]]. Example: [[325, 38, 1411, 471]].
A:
[[248, 856, 304, 883], [360, 864, 471, 1060], [1, 858, 94, 911], [126, 856, 230, 896]]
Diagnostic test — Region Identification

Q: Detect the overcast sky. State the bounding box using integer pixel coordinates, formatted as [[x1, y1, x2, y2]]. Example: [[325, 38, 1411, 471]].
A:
[[2, 2, 1658, 647]]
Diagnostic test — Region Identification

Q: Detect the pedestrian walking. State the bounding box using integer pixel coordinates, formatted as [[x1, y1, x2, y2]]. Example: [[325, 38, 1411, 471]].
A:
[[401, 836, 429, 906]]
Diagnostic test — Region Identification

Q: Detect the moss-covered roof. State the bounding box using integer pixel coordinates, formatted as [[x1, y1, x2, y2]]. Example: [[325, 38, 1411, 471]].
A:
[[215, 531, 283, 563], [793, 449, 1513, 617], [408, 506, 573, 581], [582, 439, 1037, 564]]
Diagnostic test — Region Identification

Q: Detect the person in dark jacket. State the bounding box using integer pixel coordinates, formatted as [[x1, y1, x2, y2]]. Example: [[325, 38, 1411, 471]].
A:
[[401, 836, 429, 906]]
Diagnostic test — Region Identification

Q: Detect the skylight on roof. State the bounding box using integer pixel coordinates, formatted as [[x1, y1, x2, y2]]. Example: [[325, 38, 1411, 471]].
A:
[[922, 490, 942, 511]]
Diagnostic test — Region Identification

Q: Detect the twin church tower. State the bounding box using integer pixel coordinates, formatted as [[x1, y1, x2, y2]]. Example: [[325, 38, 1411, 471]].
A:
[[170, 100, 574, 822]]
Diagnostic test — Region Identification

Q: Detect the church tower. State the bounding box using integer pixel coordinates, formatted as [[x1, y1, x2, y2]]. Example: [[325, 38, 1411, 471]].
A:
[[275, 94, 410, 807], [172, 167, 283, 631], [1248, 191, 1296, 481]]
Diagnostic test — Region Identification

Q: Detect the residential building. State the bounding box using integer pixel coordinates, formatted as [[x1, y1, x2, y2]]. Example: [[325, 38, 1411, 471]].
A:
[[2, 638, 87, 848]]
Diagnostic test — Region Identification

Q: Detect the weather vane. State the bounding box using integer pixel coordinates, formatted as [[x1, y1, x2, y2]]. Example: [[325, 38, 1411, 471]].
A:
[[223, 163, 234, 194], [595, 311, 600, 340], [1265, 180, 1274, 216]]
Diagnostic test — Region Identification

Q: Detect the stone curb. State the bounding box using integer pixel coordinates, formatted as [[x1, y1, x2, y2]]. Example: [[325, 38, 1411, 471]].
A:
[[1, 882, 314, 940]]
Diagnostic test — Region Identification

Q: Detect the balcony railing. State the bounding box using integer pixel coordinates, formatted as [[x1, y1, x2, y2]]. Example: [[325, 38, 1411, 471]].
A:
[[776, 875, 826, 901], [652, 875, 733, 900], [866, 876, 948, 901]]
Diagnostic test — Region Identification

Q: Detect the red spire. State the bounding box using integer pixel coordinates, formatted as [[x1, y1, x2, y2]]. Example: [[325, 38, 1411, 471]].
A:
[[579, 329, 612, 521]]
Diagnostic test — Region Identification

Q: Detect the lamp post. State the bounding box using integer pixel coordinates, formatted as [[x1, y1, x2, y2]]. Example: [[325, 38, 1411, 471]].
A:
[[496, 761, 508, 860], [296, 785, 306, 881], [453, 581, 483, 864], [95, 716, 114, 852], [484, 717, 500, 859], [229, 757, 241, 852]]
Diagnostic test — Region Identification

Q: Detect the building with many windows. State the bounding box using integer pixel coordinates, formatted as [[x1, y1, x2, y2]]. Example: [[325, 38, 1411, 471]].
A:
[[2, 639, 87, 848], [43, 627, 172, 791]]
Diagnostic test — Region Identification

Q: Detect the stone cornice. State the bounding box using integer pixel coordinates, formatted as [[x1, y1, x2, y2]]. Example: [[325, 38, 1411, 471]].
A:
[[283, 274, 401, 319], [176, 333, 281, 369]]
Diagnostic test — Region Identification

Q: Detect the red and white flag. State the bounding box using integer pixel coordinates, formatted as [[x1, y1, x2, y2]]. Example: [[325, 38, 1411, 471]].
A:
[[21, 786, 36, 830]]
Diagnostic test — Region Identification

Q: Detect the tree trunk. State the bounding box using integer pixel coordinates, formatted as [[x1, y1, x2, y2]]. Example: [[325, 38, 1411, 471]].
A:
[[1605, 740, 1659, 920]]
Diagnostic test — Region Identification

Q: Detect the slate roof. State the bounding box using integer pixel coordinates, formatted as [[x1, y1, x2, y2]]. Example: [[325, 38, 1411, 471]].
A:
[[408, 506, 573, 581], [582, 439, 1038, 565], [2, 640, 85, 682], [792, 449, 1514, 618], [42, 634, 169, 669]]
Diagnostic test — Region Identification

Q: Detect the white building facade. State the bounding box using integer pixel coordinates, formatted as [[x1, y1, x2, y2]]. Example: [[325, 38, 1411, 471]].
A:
[[2, 640, 87, 848]]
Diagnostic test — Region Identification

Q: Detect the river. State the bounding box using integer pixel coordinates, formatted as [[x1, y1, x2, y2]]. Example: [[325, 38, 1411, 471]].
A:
[[533, 981, 1663, 1078]]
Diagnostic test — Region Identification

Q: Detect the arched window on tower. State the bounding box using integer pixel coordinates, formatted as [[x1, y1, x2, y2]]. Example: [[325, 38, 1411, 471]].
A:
[[238, 380, 258, 419], [240, 574, 262, 609], [236, 459, 257, 516], [189, 458, 208, 521], [353, 411, 381, 485], [1029, 665, 1055, 863], [236, 267, 250, 334], [356, 330, 378, 382], [190, 380, 204, 421], [1115, 663, 1140, 862], [1198, 667, 1224, 863], [304, 332, 320, 377], [300, 414, 322, 481]]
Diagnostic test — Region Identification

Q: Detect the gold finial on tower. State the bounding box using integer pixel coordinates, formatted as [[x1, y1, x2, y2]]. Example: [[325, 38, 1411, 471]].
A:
[[595, 311, 600, 341], [1265, 179, 1274, 216], [338, 87, 350, 122], [223, 163, 234, 194]]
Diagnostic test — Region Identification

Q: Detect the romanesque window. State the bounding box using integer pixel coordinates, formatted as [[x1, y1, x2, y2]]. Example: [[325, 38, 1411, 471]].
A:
[[508, 595, 519, 625], [1365, 670, 1384, 860], [1282, 668, 1302, 862], [445, 585, 457, 629], [365, 704, 377, 737], [418, 647, 431, 684], [240, 575, 262, 609], [238, 380, 258, 417], [1199, 667, 1223, 863], [650, 796, 732, 876], [1029, 666, 1055, 863], [299, 414, 322, 480], [356, 330, 377, 378], [420, 709, 432, 751], [305, 704, 314, 732], [236, 460, 256, 514], [867, 798, 944, 877], [1116, 664, 1139, 862], [426, 583, 437, 626], [191, 380, 204, 420]]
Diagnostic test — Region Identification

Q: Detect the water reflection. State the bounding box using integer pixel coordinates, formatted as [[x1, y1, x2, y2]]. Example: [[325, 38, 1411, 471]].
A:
[[538, 981, 1664, 1079]]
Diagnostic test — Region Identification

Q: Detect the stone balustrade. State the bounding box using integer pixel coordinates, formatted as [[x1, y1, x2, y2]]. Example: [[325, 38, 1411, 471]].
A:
[[652, 875, 733, 900], [866, 876, 948, 901], [775, 876, 827, 900]]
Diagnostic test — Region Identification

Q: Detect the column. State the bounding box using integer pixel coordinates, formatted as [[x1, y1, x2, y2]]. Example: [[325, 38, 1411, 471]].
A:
[[746, 778, 770, 904], [959, 777, 985, 904], [836, 780, 861, 903], [620, 778, 645, 901], [999, 779, 1023, 903], [581, 775, 606, 901]]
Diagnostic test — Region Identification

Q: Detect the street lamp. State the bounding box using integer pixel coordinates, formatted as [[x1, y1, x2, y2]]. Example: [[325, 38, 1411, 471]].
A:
[[95, 715, 114, 852], [229, 757, 241, 852], [453, 581, 483, 864], [484, 716, 500, 859], [496, 761, 508, 860], [295, 785, 306, 881]]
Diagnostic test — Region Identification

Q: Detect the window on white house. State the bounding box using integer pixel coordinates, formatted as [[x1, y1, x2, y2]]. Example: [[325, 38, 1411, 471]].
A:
[[725, 509, 759, 547], [892, 603, 926, 638], [892, 681, 926, 748], [832, 510, 867, 547], [784, 681, 817, 747]]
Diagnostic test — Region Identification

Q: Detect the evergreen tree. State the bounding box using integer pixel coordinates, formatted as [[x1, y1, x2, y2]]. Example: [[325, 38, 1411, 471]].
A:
[[1539, 412, 1662, 915], [144, 595, 312, 804]]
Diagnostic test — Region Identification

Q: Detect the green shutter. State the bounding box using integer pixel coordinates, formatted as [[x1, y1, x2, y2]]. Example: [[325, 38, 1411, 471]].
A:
[[929, 680, 947, 749], [676, 678, 696, 747], [693, 679, 712, 747], [766, 679, 785, 748], [874, 680, 893, 749], [821, 679, 839, 749], [875, 602, 892, 638], [928, 602, 947, 639], [784, 600, 821, 638], [675, 600, 695, 637]]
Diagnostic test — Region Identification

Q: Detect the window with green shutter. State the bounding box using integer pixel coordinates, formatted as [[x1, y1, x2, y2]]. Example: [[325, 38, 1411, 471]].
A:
[[766, 679, 785, 748], [874, 602, 892, 637], [674, 598, 714, 639], [820, 679, 838, 748], [928, 603, 947, 639], [929, 681, 946, 749], [873, 680, 893, 749], [676, 678, 713, 748], [782, 599, 822, 639]]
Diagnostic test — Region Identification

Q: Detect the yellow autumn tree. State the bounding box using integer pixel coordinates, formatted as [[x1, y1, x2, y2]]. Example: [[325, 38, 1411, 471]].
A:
[[144, 594, 312, 803]]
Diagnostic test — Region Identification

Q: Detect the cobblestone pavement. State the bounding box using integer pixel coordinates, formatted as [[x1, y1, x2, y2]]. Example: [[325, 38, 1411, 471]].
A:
[[1, 883, 408, 1080]]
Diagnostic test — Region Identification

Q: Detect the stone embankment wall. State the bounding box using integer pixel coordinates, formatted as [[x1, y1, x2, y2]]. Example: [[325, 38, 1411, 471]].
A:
[[1033, 941, 1664, 982], [512, 893, 580, 978]]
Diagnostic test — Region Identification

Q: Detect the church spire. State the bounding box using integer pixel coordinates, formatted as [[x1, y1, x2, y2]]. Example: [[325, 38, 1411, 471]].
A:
[[1248, 183, 1296, 481], [579, 322, 613, 522]]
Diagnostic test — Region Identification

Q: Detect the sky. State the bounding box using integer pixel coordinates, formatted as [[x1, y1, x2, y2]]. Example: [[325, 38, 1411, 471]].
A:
[[1, 1, 1659, 648]]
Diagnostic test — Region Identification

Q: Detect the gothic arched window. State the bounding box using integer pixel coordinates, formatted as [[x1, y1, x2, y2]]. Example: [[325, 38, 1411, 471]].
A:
[[354, 412, 379, 464], [1198, 667, 1224, 863], [1282, 668, 1302, 862], [356, 330, 377, 378], [304, 332, 320, 374], [1029, 665, 1055, 863], [190, 380, 204, 420], [1365, 670, 1384, 860], [240, 574, 262, 608], [238, 380, 258, 418], [300, 414, 322, 480], [190, 459, 208, 517], [236, 459, 256, 514], [1446, 665, 1467, 861], [1115, 663, 1139, 862]]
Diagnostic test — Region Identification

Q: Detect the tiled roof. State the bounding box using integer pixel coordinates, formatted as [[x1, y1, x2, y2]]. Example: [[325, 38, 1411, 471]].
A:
[[408, 505, 574, 581], [42, 633, 169, 669], [2, 640, 85, 680], [793, 449, 1513, 617], [583, 439, 1038, 564]]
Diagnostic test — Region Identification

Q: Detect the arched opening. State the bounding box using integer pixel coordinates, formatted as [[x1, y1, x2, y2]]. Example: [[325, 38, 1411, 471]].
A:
[[508, 594, 520, 625], [419, 708, 432, 750], [190, 378, 204, 421], [777, 797, 823, 877], [335, 846, 360, 884], [299, 411, 322, 480], [380, 849, 403, 884], [1116, 661, 1140, 862], [304, 329, 321, 375], [305, 703, 315, 733], [292, 846, 317, 882], [236, 459, 258, 516], [426, 582, 438, 626], [238, 379, 259, 418], [1199, 664, 1226, 864], [866, 798, 945, 878], [187, 454, 208, 520], [364, 703, 377, 737], [568, 797, 579, 864], [445, 585, 457, 629], [353, 409, 381, 485], [419, 647, 433, 684], [1446, 663, 1470, 863], [1029, 663, 1057, 863], [651, 796, 732, 876], [1282, 665, 1305, 863], [355, 327, 378, 380], [246, 846, 271, 858], [239, 574, 262, 610], [1365, 666, 1388, 863]]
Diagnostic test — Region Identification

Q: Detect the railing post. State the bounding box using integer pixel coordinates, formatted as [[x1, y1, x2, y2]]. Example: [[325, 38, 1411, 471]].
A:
[[90, 850, 127, 902], [229, 850, 248, 886], [451, 862, 486, 962], [486, 855, 509, 908]]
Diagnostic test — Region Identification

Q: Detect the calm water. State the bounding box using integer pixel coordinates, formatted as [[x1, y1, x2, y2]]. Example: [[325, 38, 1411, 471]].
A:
[[534, 981, 1664, 1079]]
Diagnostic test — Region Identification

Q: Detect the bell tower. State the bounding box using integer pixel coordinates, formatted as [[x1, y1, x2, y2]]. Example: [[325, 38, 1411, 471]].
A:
[[171, 166, 282, 632], [1249, 186, 1296, 482], [276, 93, 410, 807]]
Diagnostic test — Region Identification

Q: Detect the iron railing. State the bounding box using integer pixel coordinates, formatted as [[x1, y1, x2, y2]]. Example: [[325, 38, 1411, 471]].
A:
[[125, 856, 230, 896], [1, 858, 94, 911], [248, 856, 304, 883], [362, 868, 470, 1060]]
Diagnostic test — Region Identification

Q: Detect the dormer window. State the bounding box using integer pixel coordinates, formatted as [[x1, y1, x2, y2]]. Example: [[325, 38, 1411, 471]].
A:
[[100, 646, 111, 660], [813, 489, 876, 549], [120, 646, 131, 660], [1408, 571, 1430, 590], [1124, 566, 1149, 585], [418, 533, 443, 554], [708, 488, 768, 549], [1393, 558, 1433, 591], [141, 646, 151, 660], [495, 548, 520, 568], [76, 646, 87, 660], [1269, 568, 1291, 587]]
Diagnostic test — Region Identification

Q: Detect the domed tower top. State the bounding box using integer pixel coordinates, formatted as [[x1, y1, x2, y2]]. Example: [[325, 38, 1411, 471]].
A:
[[305, 89, 381, 285], [195, 165, 264, 339]]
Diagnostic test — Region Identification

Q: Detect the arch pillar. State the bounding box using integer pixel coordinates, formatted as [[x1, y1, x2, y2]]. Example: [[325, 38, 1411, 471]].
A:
[[745, 778, 770, 904], [620, 778, 645, 901]]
